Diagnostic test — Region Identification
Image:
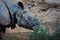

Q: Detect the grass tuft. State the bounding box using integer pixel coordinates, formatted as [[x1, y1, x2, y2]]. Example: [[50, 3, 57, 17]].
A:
[[29, 15, 60, 40]]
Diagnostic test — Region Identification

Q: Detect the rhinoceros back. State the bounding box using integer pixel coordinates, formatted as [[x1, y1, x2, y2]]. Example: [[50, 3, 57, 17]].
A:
[[2, 0, 19, 15], [0, 1, 10, 25]]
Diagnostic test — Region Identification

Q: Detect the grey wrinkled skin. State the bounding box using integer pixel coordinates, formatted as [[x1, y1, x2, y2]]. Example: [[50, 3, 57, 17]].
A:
[[0, 0, 39, 40], [1, 0, 38, 30], [0, 0, 39, 30], [0, 0, 10, 25], [16, 10, 39, 30]]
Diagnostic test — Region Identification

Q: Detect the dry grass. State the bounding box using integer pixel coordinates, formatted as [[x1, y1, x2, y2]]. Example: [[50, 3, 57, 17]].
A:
[[5, 32, 29, 40], [5, 25, 33, 40]]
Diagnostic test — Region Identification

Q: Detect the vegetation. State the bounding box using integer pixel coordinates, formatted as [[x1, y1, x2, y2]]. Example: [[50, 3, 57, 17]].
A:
[[29, 15, 60, 40]]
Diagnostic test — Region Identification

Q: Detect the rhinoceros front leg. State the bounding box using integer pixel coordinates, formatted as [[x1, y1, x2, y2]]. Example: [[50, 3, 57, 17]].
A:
[[0, 31, 5, 40], [0, 27, 6, 40]]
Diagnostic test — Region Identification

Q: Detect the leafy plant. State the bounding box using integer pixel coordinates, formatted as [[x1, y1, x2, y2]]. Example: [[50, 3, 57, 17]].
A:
[[29, 15, 60, 40]]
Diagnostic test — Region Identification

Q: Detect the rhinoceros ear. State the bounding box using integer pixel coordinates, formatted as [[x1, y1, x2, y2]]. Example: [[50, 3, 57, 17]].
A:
[[18, 2, 24, 9]]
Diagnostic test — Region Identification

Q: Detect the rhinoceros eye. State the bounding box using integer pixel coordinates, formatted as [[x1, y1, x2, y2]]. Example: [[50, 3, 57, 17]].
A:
[[23, 11, 27, 13], [23, 11, 26, 13]]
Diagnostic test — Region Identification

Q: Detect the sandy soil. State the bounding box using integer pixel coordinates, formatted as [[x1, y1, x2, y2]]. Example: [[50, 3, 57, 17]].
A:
[[6, 24, 33, 33]]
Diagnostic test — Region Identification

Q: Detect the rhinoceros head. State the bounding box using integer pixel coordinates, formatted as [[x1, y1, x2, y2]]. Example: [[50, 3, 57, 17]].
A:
[[16, 2, 39, 30]]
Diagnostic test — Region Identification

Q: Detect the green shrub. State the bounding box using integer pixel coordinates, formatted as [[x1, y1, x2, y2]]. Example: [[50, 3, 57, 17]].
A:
[[29, 15, 60, 40]]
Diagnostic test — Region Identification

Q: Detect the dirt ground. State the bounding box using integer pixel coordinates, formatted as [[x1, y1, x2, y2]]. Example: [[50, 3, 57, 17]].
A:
[[5, 32, 29, 40], [6, 24, 33, 33]]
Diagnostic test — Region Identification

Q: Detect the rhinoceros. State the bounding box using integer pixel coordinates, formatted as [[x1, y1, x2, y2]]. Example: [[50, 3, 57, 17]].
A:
[[0, 0, 39, 40]]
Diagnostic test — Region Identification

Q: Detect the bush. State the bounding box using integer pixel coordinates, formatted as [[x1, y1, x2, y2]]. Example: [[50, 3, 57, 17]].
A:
[[29, 15, 60, 40]]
